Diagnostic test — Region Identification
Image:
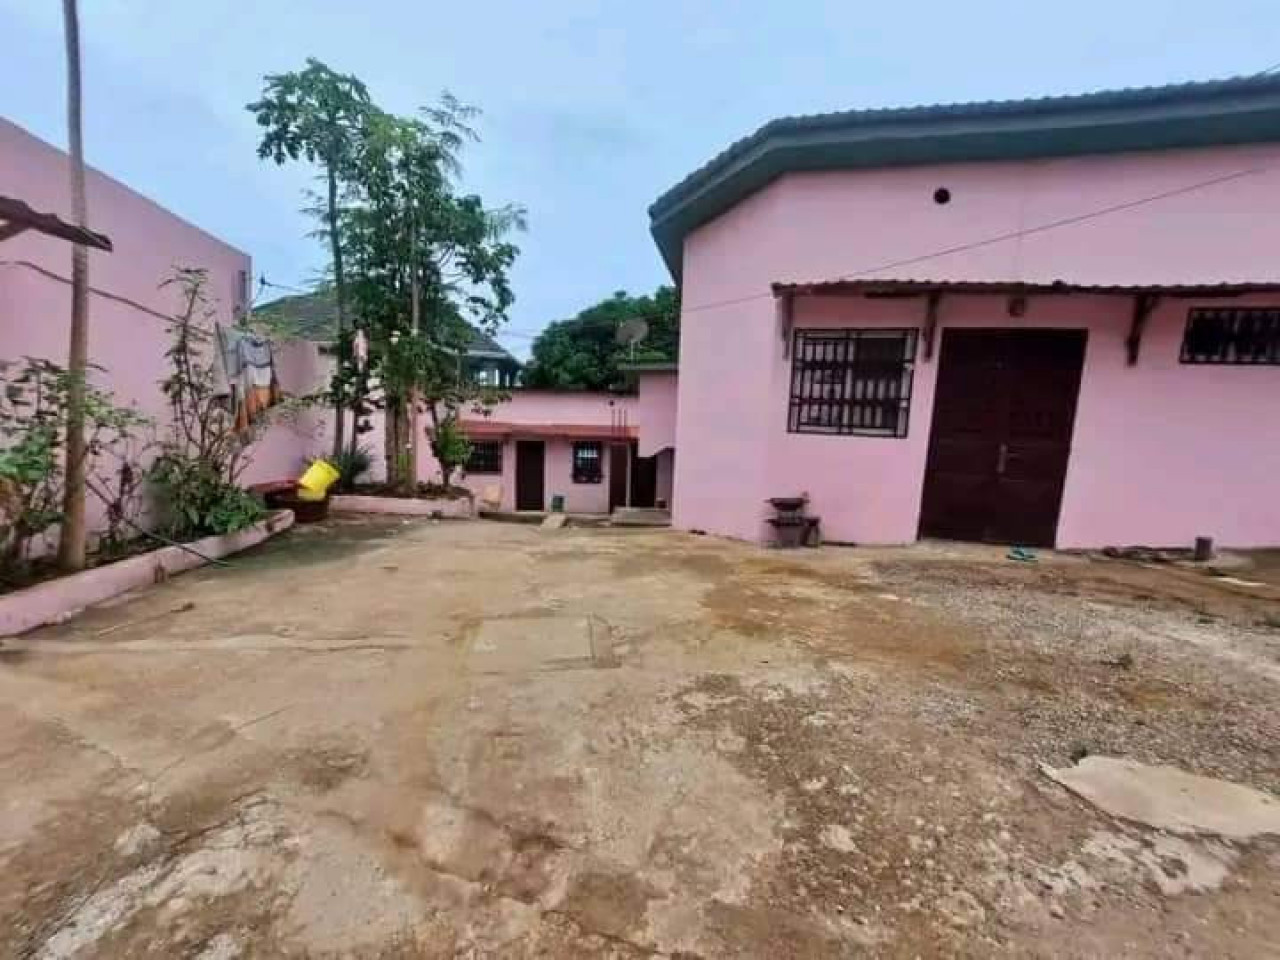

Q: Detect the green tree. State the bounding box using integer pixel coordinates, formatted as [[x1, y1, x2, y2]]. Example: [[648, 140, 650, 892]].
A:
[[248, 59, 372, 460], [338, 100, 522, 492], [522, 286, 679, 390]]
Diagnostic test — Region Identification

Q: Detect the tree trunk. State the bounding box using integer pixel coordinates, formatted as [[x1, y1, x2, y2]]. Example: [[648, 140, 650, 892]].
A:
[[57, 0, 89, 572], [383, 396, 411, 494], [383, 398, 396, 490], [327, 163, 348, 460]]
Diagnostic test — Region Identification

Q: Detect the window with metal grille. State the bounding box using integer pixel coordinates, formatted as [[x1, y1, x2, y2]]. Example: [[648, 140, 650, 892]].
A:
[[789, 329, 917, 437], [465, 440, 503, 475], [572, 441, 603, 483], [1181, 308, 1280, 365]]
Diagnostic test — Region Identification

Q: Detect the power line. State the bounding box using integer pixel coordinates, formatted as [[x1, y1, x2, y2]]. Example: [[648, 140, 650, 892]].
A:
[[822, 165, 1269, 285], [256, 274, 310, 295], [256, 150, 1276, 337], [649, 161, 1274, 323]]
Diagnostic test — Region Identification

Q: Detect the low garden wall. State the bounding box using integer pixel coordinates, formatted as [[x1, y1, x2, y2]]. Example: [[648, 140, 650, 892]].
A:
[[328, 495, 474, 519], [0, 509, 295, 637]]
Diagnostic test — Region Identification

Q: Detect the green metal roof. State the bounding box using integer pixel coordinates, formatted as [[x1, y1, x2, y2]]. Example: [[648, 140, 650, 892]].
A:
[[256, 287, 517, 361], [649, 74, 1280, 278]]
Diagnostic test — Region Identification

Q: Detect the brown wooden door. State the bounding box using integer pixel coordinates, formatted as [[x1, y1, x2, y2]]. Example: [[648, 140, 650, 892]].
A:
[[629, 443, 658, 509], [919, 329, 1086, 547], [608, 444, 628, 511], [515, 440, 545, 511]]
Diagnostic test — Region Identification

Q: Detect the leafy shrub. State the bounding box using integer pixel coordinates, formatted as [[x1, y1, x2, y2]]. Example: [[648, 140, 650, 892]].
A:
[[431, 415, 471, 487], [149, 455, 263, 538], [331, 443, 373, 492], [0, 358, 149, 572], [150, 268, 265, 540]]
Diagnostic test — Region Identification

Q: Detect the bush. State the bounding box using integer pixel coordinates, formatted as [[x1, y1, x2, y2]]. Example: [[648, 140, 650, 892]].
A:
[[150, 268, 265, 540], [0, 358, 150, 573], [431, 415, 471, 487], [149, 455, 263, 539], [331, 444, 373, 492]]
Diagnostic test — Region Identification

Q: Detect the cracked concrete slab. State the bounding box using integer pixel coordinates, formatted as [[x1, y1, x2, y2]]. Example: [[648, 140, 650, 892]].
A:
[[468, 617, 596, 673], [1044, 757, 1280, 839], [6, 520, 1280, 958]]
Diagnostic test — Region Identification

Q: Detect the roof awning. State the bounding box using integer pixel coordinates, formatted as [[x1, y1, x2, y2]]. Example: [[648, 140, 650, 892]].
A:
[[771, 277, 1280, 367], [771, 278, 1280, 298], [617, 360, 678, 373], [0, 196, 112, 251], [453, 421, 638, 441]]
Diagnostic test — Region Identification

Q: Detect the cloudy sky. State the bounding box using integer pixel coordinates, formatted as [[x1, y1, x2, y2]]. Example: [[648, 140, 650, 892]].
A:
[[3, 1, 1276, 355]]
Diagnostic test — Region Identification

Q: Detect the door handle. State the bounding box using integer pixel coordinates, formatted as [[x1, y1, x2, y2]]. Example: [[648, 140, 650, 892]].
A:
[[996, 442, 1009, 475]]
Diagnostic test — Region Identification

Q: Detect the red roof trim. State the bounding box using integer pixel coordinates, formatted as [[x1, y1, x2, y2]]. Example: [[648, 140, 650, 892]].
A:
[[448, 421, 639, 440]]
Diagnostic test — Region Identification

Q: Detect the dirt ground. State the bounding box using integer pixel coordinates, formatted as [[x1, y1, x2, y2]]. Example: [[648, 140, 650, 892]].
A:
[[2, 519, 1279, 959]]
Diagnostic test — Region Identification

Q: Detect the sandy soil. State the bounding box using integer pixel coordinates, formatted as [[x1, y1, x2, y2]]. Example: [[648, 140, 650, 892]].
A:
[[1, 519, 1278, 958]]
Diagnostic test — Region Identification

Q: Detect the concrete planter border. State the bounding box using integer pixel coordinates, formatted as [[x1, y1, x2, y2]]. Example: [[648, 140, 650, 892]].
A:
[[0, 509, 295, 637], [328, 494, 474, 519]]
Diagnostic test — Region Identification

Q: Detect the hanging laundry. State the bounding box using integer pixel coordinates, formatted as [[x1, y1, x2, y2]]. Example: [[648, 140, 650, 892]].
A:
[[215, 324, 282, 432]]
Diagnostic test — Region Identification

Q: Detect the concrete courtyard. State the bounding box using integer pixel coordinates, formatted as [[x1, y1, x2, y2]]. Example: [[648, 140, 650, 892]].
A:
[[2, 519, 1279, 958]]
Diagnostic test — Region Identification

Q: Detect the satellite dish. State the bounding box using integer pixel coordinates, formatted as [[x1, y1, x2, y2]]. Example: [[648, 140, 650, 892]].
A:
[[616, 317, 649, 359]]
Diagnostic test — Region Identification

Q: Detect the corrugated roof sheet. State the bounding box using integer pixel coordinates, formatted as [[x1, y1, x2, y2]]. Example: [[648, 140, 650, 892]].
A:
[[772, 278, 1280, 297]]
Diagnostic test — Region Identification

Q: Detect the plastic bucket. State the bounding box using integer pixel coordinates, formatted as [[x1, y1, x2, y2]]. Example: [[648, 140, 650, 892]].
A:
[[298, 459, 340, 501]]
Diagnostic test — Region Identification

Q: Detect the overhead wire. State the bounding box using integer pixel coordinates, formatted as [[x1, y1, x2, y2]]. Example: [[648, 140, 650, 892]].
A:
[[254, 88, 1280, 340], [620, 160, 1275, 328]]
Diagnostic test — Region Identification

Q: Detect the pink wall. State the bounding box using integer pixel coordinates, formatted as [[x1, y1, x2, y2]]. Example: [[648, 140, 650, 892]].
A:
[[636, 371, 678, 457], [0, 119, 324, 543], [472, 389, 637, 428], [676, 144, 1280, 546]]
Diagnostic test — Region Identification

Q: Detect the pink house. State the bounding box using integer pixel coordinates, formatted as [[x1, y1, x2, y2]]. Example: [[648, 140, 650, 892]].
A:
[[649, 75, 1280, 548], [0, 118, 324, 541]]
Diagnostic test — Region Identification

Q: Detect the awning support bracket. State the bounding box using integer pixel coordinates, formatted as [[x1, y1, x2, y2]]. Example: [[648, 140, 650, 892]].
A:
[[777, 290, 795, 359], [1127, 293, 1160, 366], [922, 291, 941, 361]]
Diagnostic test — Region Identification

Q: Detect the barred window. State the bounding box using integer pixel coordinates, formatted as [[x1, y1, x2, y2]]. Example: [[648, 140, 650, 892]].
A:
[[789, 329, 917, 437], [1181, 308, 1280, 365], [572, 441, 603, 483], [465, 440, 503, 474]]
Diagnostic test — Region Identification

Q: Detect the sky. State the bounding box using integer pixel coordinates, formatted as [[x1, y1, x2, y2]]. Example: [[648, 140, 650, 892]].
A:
[[2, 1, 1277, 357]]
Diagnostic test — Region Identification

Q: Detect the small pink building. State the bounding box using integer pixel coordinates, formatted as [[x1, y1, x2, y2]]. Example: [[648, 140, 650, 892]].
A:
[[649, 75, 1280, 548], [427, 389, 675, 515]]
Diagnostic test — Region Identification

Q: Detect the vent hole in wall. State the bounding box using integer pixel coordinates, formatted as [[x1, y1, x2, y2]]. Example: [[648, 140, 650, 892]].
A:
[[933, 187, 952, 205]]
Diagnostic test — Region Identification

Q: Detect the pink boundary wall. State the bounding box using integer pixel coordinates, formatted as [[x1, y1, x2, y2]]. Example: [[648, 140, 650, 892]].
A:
[[329, 494, 473, 518], [675, 144, 1280, 547], [1, 119, 329, 543]]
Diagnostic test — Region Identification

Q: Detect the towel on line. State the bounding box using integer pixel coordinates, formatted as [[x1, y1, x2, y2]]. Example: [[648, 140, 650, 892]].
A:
[[215, 324, 282, 431]]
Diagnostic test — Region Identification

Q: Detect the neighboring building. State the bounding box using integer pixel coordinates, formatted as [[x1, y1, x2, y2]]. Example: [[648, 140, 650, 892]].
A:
[[649, 75, 1280, 548], [0, 118, 321, 540], [256, 288, 523, 386], [423, 389, 676, 514], [259, 290, 678, 513]]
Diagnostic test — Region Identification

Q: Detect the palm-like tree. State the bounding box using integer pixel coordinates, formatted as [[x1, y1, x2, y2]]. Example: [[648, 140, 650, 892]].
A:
[[57, 0, 90, 570]]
